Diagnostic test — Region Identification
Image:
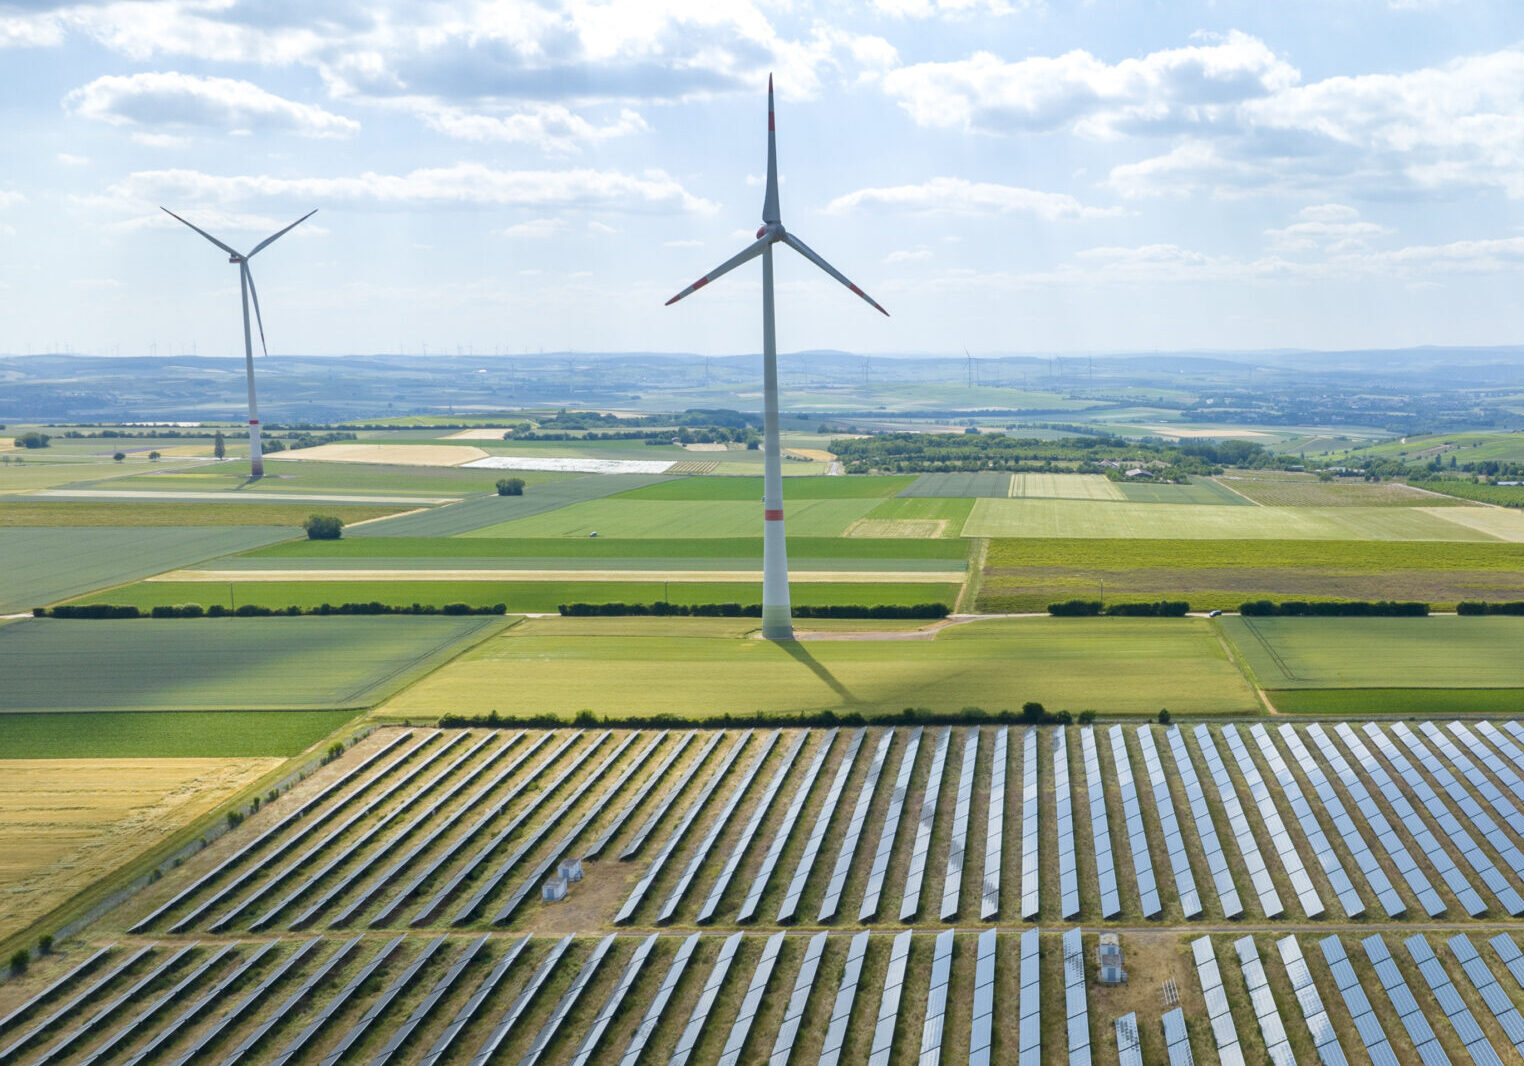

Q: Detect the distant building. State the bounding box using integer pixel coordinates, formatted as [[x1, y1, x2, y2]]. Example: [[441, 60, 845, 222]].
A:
[[1098, 933, 1127, 984], [559, 858, 584, 883], [542, 875, 568, 902], [1124, 468, 1154, 479]]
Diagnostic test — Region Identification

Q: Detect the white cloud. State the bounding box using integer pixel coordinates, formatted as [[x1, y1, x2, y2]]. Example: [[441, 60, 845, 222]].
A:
[[827, 177, 1120, 220], [56, 152, 89, 165], [1265, 204, 1390, 252], [130, 131, 191, 148], [587, 220, 617, 233], [418, 103, 646, 153], [0, 189, 25, 210], [886, 246, 933, 262], [873, 0, 1035, 17], [65, 72, 359, 137], [664, 238, 704, 247], [500, 217, 564, 238]]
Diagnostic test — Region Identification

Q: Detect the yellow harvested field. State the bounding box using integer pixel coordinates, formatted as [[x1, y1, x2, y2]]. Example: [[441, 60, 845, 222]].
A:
[[681, 442, 730, 452], [786, 447, 837, 462], [0, 758, 280, 939], [268, 443, 487, 466], [844, 518, 950, 538], [1008, 472, 1126, 500], [441, 428, 510, 440], [1138, 425, 1274, 439], [1421, 505, 1524, 542]]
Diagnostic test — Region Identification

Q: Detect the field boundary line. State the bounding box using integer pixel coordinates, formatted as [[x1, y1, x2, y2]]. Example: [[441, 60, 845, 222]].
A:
[[1233, 617, 1306, 685], [955, 538, 987, 615], [1210, 476, 1262, 506]]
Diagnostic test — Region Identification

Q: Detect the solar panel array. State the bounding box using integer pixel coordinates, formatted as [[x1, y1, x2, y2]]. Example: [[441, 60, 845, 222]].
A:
[[1305, 723, 1442, 917], [868, 930, 914, 1066], [272, 935, 405, 1066], [1406, 934, 1504, 1066], [1115, 1013, 1143, 1066], [1276, 725, 1404, 918], [1448, 722, 1524, 812], [1397, 723, 1524, 890], [619, 729, 722, 860], [165, 940, 322, 1066], [941, 728, 979, 919], [69, 943, 224, 1066], [1161, 1008, 1194, 1066], [220, 936, 362, 1066], [1236, 724, 1345, 917], [1108, 725, 1160, 918], [768, 931, 825, 1066], [1234, 935, 1295, 1066], [617, 933, 699, 1066], [901, 726, 952, 921], [1277, 935, 1349, 1066], [1021, 727, 1041, 920], [315, 936, 443, 1066], [818, 931, 870, 1066], [1423, 723, 1524, 845], [570, 933, 656, 1066], [780, 727, 866, 922], [918, 928, 955, 1066], [518, 934, 615, 1066], [1363, 934, 1452, 1066], [420, 936, 527, 1066], [583, 730, 692, 860], [700, 730, 807, 923], [1320, 935, 1399, 1066], [123, 942, 280, 1066], [1166, 726, 1242, 918], [1054, 730, 1080, 919], [861, 727, 923, 921], [981, 727, 1008, 920], [1477, 722, 1524, 791], [1018, 928, 1041, 1066], [1448, 934, 1524, 1059], [821, 729, 893, 922], [1192, 936, 1245, 1066], [1063, 927, 1091, 1066], [717, 932, 784, 1066], [1079, 728, 1121, 919], [739, 728, 837, 923], [968, 928, 996, 1066], [1195, 725, 1282, 918], [1136, 726, 1200, 918], [370, 935, 486, 1066], [668, 932, 743, 1066], [465, 934, 569, 1066]]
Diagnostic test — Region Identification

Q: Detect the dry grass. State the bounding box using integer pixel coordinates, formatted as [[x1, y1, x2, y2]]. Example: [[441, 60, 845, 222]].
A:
[[1218, 474, 1468, 508], [0, 757, 279, 940], [270, 443, 487, 466], [843, 518, 950, 538]]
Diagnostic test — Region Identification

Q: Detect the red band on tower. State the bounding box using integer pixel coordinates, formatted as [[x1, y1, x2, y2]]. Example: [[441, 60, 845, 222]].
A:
[[764, 509, 783, 521]]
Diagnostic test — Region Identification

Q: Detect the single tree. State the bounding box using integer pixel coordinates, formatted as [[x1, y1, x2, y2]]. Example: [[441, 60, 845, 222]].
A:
[[496, 477, 526, 496], [213, 430, 226, 459], [1157, 708, 1172, 725], [304, 514, 344, 540], [112, 451, 126, 462], [148, 450, 161, 461], [15, 431, 49, 449]]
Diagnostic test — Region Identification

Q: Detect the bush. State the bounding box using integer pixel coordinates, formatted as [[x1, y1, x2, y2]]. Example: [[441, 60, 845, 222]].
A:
[[1021, 701, 1046, 723], [37, 934, 52, 955], [14, 431, 49, 449], [495, 477, 526, 496], [557, 601, 949, 620], [323, 742, 344, 764], [225, 810, 243, 830], [1047, 600, 1102, 616], [9, 950, 26, 974], [1457, 601, 1524, 615], [112, 451, 126, 462], [304, 514, 344, 540], [1158, 708, 1172, 725]]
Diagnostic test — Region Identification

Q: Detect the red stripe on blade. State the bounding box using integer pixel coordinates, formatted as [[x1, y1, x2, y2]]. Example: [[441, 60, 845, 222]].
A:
[[693, 277, 708, 289]]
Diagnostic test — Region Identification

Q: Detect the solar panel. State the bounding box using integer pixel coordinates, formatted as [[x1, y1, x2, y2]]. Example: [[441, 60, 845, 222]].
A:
[[617, 933, 700, 1066], [569, 935, 658, 1066], [917, 929, 956, 1066], [1194, 726, 1281, 918], [739, 729, 838, 922], [519, 934, 617, 1066], [1080, 728, 1122, 918], [1161, 1008, 1195, 1066], [1406, 935, 1505, 1066], [868, 930, 913, 1066], [818, 931, 871, 1066], [1136, 726, 1200, 918], [316, 937, 442, 1066], [617, 731, 753, 924], [1362, 935, 1453, 1066], [701, 730, 809, 923], [1235, 936, 1297, 1066], [1430, 723, 1524, 840], [1108, 726, 1161, 918], [620, 729, 725, 861], [1055, 730, 1081, 920], [1063, 928, 1091, 1066], [769, 931, 826, 1066], [1483, 722, 1524, 783], [465, 935, 572, 1066], [129, 729, 421, 933], [780, 727, 867, 922], [1447, 722, 1524, 820], [862, 728, 924, 921], [1018, 928, 1041, 1066], [583, 730, 694, 860], [1448, 935, 1524, 1059], [981, 727, 1009, 920], [158, 940, 322, 1066], [717, 932, 785, 1066], [668, 933, 743, 1066], [901, 727, 953, 921], [122, 941, 279, 1066], [1116, 1013, 1143, 1066], [368, 935, 488, 1066], [34, 943, 198, 1066], [217, 936, 364, 1066], [1319, 937, 1400, 1066], [660, 731, 779, 924], [1021, 727, 1041, 920], [1276, 725, 1404, 918], [1343, 723, 1493, 916], [969, 928, 997, 1066], [266, 937, 406, 1066], [1165, 726, 1242, 918], [821, 729, 894, 921], [1191, 936, 1244, 1066], [75, 943, 238, 1066], [941, 728, 981, 920], [1277, 936, 1350, 1066], [0, 944, 115, 1038], [418, 936, 528, 1066]]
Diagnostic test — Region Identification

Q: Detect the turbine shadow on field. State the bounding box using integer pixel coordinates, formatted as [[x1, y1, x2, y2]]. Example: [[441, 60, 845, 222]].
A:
[[776, 639, 860, 705]]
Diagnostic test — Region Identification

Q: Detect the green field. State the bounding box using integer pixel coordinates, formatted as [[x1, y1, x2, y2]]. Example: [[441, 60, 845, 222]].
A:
[[0, 500, 406, 527], [351, 472, 673, 537], [0, 526, 295, 613], [852, 496, 976, 535], [1414, 480, 1524, 507], [612, 475, 913, 500], [461, 497, 881, 538], [0, 616, 499, 712], [1266, 688, 1524, 716], [0, 459, 156, 493], [379, 615, 1260, 718], [98, 461, 573, 496], [1220, 615, 1524, 689], [1116, 477, 1252, 505], [1348, 431, 1524, 465], [1009, 473, 1125, 500], [243, 535, 970, 561], [1218, 475, 1467, 507], [897, 472, 1013, 498], [0, 710, 357, 757], [961, 498, 1517, 540]]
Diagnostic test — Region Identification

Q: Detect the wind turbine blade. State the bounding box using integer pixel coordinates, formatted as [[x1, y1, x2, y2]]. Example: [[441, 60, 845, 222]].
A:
[[780, 232, 889, 316], [160, 207, 240, 257], [664, 235, 770, 306], [762, 74, 780, 225], [243, 262, 269, 356], [247, 208, 318, 258]]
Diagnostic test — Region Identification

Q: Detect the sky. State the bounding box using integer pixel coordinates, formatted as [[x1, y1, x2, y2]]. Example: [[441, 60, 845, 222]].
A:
[[2, 0, 1524, 359]]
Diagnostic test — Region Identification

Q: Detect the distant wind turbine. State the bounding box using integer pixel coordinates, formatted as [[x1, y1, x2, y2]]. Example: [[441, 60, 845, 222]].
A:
[[161, 207, 317, 477], [665, 76, 887, 640]]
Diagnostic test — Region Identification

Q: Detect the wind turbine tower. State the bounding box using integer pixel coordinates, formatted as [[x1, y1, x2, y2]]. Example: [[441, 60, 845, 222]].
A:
[[666, 76, 887, 639], [161, 207, 316, 477]]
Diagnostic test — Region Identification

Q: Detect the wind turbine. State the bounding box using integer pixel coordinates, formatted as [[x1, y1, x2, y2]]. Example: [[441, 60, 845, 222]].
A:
[[161, 207, 317, 478], [666, 76, 887, 640]]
